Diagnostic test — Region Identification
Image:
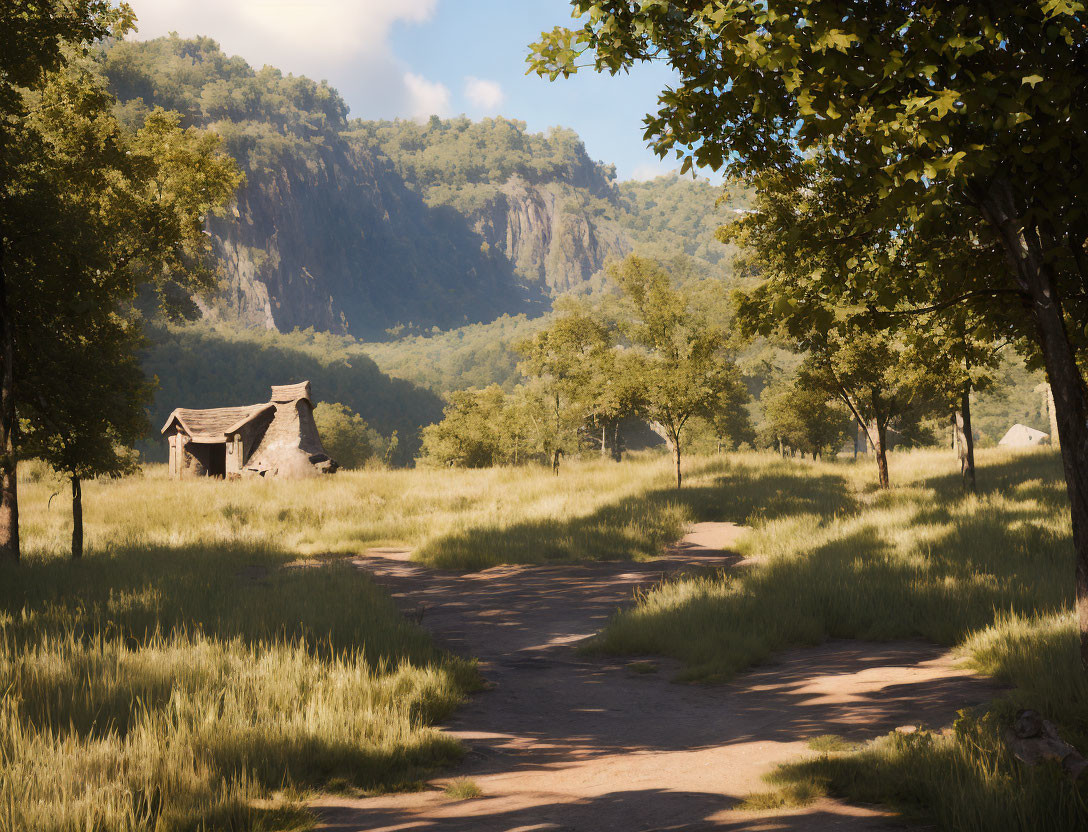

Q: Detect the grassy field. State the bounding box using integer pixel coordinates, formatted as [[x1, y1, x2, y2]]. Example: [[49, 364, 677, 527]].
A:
[[3, 448, 1083, 830], [17, 453, 715, 571], [0, 453, 717, 831], [591, 447, 1087, 830]]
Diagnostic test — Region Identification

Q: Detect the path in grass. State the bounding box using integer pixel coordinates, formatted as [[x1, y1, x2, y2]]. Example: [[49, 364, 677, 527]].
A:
[[314, 523, 998, 831]]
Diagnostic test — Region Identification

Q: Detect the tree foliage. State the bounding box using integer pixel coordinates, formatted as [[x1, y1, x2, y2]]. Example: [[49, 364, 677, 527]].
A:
[[313, 402, 395, 470], [760, 380, 853, 460], [2, 4, 240, 560], [531, 0, 1088, 659]]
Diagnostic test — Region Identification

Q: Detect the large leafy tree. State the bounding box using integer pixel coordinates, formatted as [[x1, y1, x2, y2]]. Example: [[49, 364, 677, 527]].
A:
[[4, 9, 240, 560], [531, 0, 1088, 663], [0, 1, 134, 561]]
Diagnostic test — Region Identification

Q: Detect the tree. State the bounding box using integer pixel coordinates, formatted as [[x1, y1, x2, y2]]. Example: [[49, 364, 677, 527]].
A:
[[797, 329, 944, 487], [724, 164, 949, 487], [515, 301, 614, 474], [732, 156, 1009, 490], [4, 35, 240, 560], [419, 386, 508, 468], [610, 255, 746, 488], [902, 310, 1004, 491], [531, 0, 1088, 665], [18, 313, 147, 560], [761, 380, 853, 461], [0, 1, 135, 561], [313, 402, 380, 469]]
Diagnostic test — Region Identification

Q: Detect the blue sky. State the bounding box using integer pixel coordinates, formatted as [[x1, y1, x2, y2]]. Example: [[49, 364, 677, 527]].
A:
[[126, 0, 696, 181]]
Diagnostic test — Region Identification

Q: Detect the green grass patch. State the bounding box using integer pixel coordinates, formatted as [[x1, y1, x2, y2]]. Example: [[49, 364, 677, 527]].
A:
[[806, 735, 858, 753], [737, 778, 826, 812], [773, 713, 1088, 830], [592, 447, 1088, 830], [2, 470, 487, 832], [443, 778, 483, 800]]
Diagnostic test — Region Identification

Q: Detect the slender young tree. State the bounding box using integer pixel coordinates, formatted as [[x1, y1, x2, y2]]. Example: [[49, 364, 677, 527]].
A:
[[610, 255, 745, 489], [516, 300, 615, 475]]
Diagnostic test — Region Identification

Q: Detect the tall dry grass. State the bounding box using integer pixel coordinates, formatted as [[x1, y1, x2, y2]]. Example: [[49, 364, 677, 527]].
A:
[[1, 452, 713, 830], [591, 446, 1087, 830]]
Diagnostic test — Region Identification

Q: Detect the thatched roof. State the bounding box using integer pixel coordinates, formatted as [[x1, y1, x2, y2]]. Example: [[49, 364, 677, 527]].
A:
[[272, 381, 311, 403], [161, 404, 275, 442], [162, 381, 312, 441]]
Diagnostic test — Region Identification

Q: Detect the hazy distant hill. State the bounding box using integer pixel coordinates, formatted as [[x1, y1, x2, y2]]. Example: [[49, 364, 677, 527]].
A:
[[102, 36, 539, 339], [101, 36, 748, 339]]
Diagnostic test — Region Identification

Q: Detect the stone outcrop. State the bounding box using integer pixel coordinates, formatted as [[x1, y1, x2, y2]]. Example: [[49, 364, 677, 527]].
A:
[[468, 177, 631, 295], [200, 141, 537, 339]]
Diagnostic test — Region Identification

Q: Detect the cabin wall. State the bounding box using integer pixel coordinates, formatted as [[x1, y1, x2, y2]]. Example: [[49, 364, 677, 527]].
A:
[[297, 401, 327, 456], [245, 402, 324, 477]]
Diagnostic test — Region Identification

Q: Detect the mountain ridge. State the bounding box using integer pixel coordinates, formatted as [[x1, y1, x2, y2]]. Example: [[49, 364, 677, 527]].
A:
[[101, 35, 747, 339]]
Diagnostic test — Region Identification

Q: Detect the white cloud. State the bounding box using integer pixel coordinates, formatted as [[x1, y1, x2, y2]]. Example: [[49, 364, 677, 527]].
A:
[[628, 161, 680, 181], [125, 0, 440, 119], [404, 72, 452, 120], [130, 0, 437, 61], [464, 77, 504, 113]]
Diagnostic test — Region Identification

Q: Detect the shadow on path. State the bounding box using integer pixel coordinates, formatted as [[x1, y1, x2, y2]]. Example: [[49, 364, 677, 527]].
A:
[[314, 522, 998, 831]]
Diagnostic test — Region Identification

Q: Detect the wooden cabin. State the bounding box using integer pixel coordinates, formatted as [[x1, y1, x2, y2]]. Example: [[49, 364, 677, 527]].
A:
[[162, 381, 338, 479]]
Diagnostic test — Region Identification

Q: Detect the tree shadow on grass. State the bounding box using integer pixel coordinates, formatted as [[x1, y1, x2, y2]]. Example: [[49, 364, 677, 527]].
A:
[[417, 459, 856, 571], [914, 449, 1065, 503], [0, 540, 476, 751]]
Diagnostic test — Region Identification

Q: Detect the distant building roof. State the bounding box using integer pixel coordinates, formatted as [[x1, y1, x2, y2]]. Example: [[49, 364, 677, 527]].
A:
[[161, 382, 312, 441], [998, 423, 1050, 447]]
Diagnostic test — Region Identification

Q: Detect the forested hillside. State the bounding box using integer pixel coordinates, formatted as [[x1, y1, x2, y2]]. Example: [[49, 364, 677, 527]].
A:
[[102, 36, 539, 338], [100, 36, 748, 336]]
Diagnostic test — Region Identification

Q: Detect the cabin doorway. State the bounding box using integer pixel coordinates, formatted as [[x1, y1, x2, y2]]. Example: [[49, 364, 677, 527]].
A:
[[189, 442, 227, 478], [206, 444, 226, 478]]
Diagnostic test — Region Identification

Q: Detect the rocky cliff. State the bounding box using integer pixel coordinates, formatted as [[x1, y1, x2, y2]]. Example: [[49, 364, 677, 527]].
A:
[[198, 139, 537, 337], [102, 37, 736, 340], [467, 176, 631, 295]]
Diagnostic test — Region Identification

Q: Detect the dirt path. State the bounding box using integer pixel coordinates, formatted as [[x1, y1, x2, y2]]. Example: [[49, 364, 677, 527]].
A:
[[314, 523, 998, 831]]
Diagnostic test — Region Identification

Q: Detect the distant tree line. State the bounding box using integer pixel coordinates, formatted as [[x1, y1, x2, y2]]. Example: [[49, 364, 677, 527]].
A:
[[420, 255, 751, 489]]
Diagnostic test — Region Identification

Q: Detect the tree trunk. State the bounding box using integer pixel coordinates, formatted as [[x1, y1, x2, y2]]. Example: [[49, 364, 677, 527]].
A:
[[0, 240, 18, 562], [872, 418, 890, 489], [601, 422, 608, 458], [1046, 384, 1061, 450], [71, 475, 83, 560], [978, 180, 1088, 668], [552, 448, 561, 476], [673, 439, 682, 490], [611, 422, 622, 462], [959, 388, 976, 492]]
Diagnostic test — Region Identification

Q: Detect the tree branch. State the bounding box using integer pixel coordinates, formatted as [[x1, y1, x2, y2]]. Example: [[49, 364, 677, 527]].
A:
[[885, 288, 1026, 317]]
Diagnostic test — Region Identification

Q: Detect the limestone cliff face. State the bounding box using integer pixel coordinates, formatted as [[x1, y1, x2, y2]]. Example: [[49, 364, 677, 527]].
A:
[[200, 141, 537, 339], [467, 177, 631, 296]]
